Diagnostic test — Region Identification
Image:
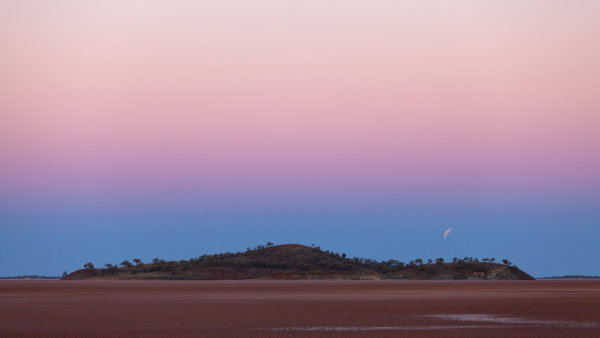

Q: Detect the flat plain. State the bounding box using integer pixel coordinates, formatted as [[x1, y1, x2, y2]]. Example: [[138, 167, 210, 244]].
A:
[[1, 280, 599, 337]]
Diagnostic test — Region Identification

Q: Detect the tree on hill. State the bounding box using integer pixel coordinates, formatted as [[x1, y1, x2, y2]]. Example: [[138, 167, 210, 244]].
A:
[[266, 242, 274, 247], [152, 258, 160, 264], [414, 259, 423, 265], [502, 259, 512, 266], [84, 262, 95, 270], [427, 259, 433, 264], [104, 263, 119, 274], [133, 258, 142, 265], [120, 260, 133, 268], [435, 258, 444, 265]]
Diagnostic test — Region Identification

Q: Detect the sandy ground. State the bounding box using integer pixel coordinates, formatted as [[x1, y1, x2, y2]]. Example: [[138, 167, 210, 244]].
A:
[[1, 280, 599, 337]]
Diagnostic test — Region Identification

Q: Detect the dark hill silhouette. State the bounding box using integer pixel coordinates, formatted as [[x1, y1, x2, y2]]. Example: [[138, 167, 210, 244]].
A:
[[65, 244, 534, 280]]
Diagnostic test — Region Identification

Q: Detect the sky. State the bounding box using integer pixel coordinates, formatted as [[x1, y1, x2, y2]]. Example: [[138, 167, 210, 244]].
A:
[[1, 1, 599, 278]]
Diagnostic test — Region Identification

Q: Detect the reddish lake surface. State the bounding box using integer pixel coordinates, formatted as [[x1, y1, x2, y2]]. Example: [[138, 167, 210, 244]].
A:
[[1, 280, 599, 337]]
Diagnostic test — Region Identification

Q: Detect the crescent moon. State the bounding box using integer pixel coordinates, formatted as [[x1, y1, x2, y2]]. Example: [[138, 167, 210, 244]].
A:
[[444, 228, 454, 240]]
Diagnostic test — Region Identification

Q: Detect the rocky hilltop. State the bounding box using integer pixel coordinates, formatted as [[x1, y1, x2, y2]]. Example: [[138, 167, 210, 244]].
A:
[[65, 244, 534, 280]]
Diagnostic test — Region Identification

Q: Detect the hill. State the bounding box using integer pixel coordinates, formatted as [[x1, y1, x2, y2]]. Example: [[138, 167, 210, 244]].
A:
[[64, 244, 534, 280]]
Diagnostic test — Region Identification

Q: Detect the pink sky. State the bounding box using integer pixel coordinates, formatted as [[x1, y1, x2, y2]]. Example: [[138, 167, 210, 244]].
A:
[[1, 1, 599, 208]]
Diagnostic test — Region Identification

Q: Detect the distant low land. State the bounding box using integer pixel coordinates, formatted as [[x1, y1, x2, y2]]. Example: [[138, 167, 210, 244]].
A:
[[538, 275, 600, 280], [0, 275, 60, 280], [65, 244, 534, 280]]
